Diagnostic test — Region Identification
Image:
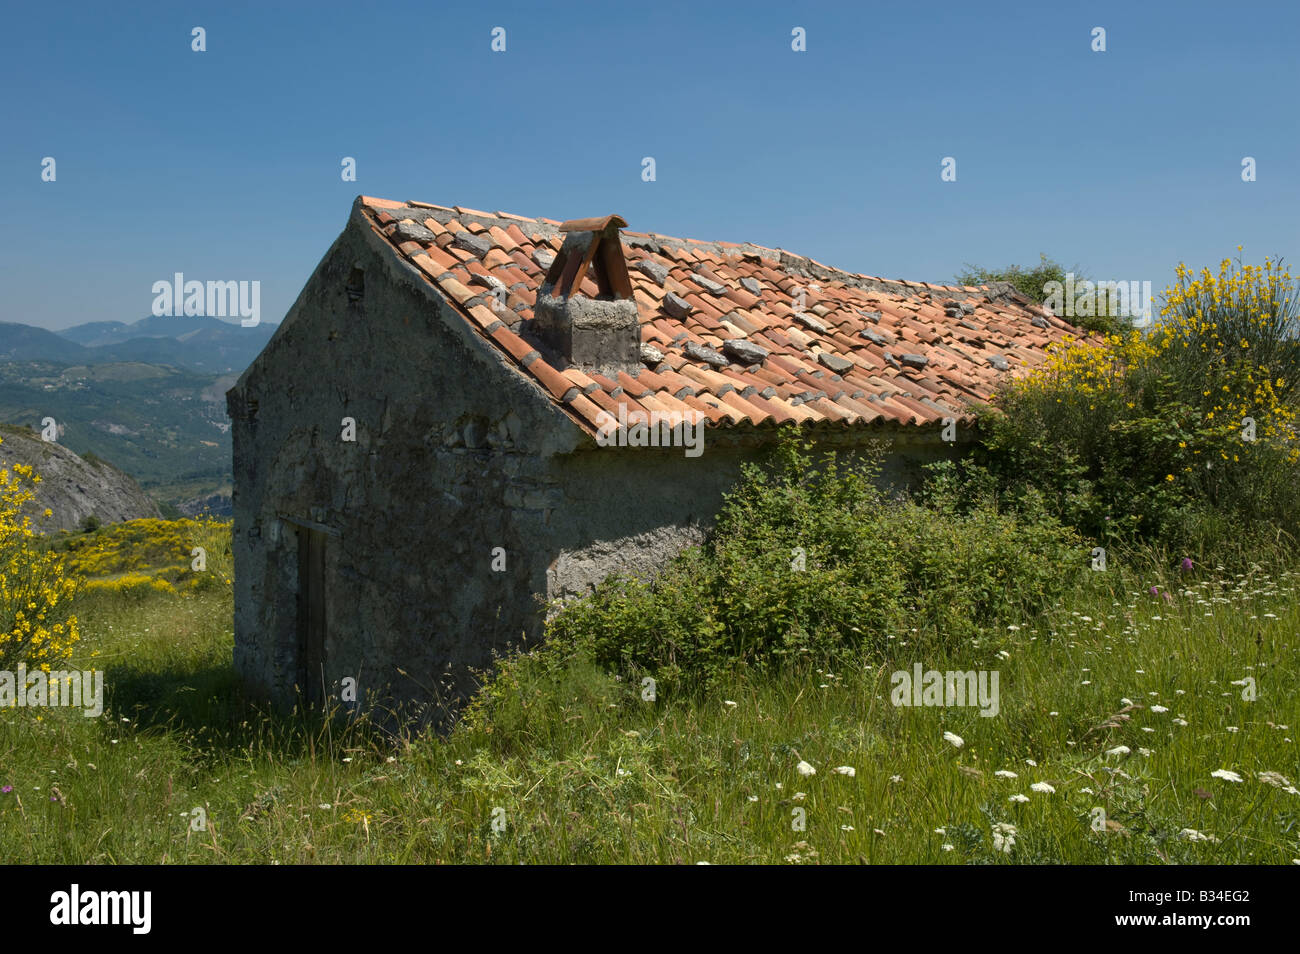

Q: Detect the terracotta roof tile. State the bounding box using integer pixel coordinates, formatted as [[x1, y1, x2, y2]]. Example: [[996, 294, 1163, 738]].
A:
[[359, 196, 1090, 439]]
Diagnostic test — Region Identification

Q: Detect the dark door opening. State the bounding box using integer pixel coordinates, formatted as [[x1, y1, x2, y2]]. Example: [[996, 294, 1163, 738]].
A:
[[296, 526, 327, 705]]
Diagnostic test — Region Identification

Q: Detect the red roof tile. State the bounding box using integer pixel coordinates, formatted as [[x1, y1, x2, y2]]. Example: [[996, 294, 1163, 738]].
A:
[[357, 196, 1090, 438]]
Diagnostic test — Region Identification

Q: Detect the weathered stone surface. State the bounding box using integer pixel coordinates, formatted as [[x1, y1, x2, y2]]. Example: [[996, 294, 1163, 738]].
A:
[[452, 231, 492, 257], [471, 272, 506, 291], [393, 220, 437, 244], [684, 341, 729, 367], [818, 352, 855, 374], [635, 259, 668, 285], [534, 291, 640, 371], [663, 292, 693, 319], [1031, 315, 1050, 329], [640, 342, 665, 365], [0, 424, 160, 531], [691, 273, 727, 296], [860, 329, 887, 346], [793, 312, 828, 334], [884, 351, 901, 369], [740, 277, 762, 296], [532, 248, 556, 271], [722, 339, 769, 365], [857, 309, 882, 323], [901, 354, 929, 369], [987, 354, 1009, 371]]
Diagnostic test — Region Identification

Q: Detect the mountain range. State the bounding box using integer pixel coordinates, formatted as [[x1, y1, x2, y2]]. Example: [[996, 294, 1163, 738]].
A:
[[0, 315, 279, 513], [0, 315, 277, 374]]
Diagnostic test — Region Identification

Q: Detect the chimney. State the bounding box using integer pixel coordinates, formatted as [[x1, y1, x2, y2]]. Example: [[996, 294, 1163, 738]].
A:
[[534, 214, 639, 371]]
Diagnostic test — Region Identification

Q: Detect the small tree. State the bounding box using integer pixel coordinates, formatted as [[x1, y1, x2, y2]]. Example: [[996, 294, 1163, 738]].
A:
[[956, 254, 1127, 335]]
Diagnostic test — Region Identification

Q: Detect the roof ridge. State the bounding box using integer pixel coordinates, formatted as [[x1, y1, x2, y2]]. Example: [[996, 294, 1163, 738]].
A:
[[359, 195, 1016, 302]]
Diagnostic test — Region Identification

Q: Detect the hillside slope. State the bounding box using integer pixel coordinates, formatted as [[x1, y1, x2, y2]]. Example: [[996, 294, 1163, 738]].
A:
[[0, 424, 161, 531], [0, 360, 231, 505]]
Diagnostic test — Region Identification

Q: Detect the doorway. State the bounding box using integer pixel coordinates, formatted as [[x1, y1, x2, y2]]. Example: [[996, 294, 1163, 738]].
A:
[[296, 526, 327, 705]]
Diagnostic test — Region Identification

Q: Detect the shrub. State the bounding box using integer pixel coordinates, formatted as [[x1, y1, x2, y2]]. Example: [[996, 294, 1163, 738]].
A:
[[546, 438, 1086, 690], [0, 445, 81, 671], [973, 254, 1300, 558], [60, 517, 233, 593], [955, 254, 1128, 335]]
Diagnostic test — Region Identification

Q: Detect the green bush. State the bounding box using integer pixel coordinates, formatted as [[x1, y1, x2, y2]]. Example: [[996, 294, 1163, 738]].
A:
[[546, 439, 1087, 690], [955, 254, 1128, 335], [966, 255, 1300, 561]]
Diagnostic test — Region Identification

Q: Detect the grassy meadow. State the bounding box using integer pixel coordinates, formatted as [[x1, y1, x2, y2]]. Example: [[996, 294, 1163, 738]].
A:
[[0, 518, 1296, 864]]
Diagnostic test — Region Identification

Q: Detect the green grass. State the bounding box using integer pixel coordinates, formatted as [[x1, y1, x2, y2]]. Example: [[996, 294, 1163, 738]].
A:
[[1, 557, 1296, 864]]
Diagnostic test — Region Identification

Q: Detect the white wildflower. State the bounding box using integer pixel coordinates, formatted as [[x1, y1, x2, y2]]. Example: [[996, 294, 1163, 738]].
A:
[[991, 822, 1017, 854]]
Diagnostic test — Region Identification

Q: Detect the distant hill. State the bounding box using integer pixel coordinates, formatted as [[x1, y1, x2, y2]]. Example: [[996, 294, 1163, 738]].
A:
[[0, 316, 278, 375], [0, 424, 161, 532], [0, 322, 93, 363], [0, 360, 232, 509], [0, 315, 275, 510]]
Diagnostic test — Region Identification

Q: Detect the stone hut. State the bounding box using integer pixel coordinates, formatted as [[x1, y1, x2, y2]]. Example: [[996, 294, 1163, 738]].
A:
[[227, 195, 1080, 715]]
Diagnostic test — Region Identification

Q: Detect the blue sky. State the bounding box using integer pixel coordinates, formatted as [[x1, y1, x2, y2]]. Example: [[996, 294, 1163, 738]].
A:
[[3, 0, 1297, 330]]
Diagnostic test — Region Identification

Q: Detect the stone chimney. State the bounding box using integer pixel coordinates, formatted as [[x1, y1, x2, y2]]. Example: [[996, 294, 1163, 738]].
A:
[[534, 214, 640, 372]]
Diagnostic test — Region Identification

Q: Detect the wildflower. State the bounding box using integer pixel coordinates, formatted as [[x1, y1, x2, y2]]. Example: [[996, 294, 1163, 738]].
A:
[[1009, 794, 1029, 803], [1106, 745, 1131, 757], [1210, 769, 1244, 783], [1150, 705, 1168, 713], [0, 786, 11, 794], [1180, 557, 1194, 571], [1030, 782, 1056, 794], [994, 770, 1018, 779], [943, 731, 964, 748], [796, 760, 816, 777], [1258, 771, 1293, 788], [991, 822, 1017, 854], [1179, 828, 1219, 843], [832, 766, 856, 777]]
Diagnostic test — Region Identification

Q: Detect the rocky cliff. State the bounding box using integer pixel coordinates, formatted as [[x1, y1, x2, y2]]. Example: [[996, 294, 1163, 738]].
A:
[[0, 425, 161, 531]]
